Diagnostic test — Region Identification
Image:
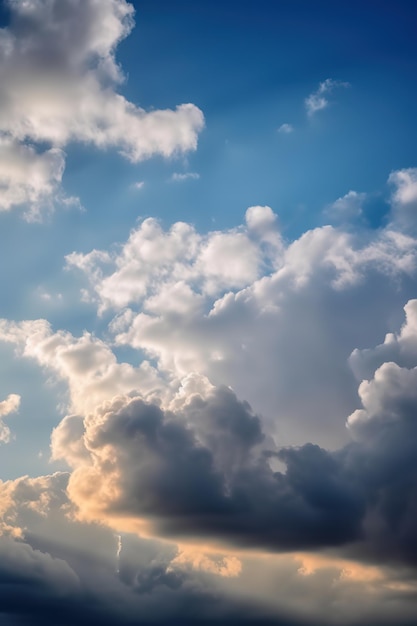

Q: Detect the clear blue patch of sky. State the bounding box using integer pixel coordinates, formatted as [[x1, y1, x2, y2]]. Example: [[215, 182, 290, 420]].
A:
[[58, 0, 417, 240]]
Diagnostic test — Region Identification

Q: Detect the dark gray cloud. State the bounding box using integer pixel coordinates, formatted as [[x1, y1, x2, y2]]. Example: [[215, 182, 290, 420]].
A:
[[49, 320, 417, 568], [3, 313, 417, 626], [64, 387, 363, 550], [0, 474, 304, 626]]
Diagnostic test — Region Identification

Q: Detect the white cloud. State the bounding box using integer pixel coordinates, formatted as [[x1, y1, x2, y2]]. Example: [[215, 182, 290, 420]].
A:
[[0, 0, 204, 216], [66, 215, 279, 314], [61, 185, 417, 449], [0, 319, 165, 415], [277, 123, 294, 134], [170, 172, 200, 182], [132, 181, 145, 190], [349, 299, 417, 382], [389, 168, 417, 205], [388, 167, 417, 229], [0, 138, 78, 220], [305, 78, 350, 116], [0, 394, 21, 444], [324, 190, 366, 221]]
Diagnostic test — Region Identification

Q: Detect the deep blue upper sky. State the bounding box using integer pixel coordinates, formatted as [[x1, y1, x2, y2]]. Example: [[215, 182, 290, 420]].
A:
[[59, 0, 417, 237]]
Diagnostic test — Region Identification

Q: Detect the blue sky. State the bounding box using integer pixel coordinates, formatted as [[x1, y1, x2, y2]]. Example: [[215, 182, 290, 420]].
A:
[[0, 1, 417, 625]]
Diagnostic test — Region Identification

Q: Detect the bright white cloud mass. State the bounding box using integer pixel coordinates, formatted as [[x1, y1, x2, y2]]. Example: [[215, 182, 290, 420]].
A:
[[0, 1, 417, 625], [0, 0, 203, 218]]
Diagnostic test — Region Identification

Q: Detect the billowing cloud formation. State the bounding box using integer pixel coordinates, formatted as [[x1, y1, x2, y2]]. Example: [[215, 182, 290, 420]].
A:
[[29, 300, 414, 571], [0, 393, 20, 443], [0, 318, 166, 414], [51, 386, 365, 552], [305, 78, 350, 116], [67, 205, 281, 312], [65, 194, 417, 448], [0, 175, 417, 621], [0, 0, 204, 215], [1, 212, 417, 625]]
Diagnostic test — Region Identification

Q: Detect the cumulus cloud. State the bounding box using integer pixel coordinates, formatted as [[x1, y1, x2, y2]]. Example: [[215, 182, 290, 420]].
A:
[[350, 299, 417, 381], [13, 301, 404, 576], [388, 167, 417, 229], [66, 211, 281, 313], [0, 319, 166, 414], [50, 387, 365, 553], [0, 138, 77, 220], [1, 176, 417, 622], [0, 393, 20, 444], [38, 301, 417, 573], [62, 197, 417, 447], [3, 184, 417, 453], [305, 78, 350, 116], [0, 0, 204, 216], [3, 292, 417, 625]]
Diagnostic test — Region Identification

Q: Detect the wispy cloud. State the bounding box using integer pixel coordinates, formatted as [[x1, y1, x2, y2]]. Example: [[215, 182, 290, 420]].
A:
[[132, 181, 145, 190], [170, 172, 200, 182], [277, 123, 294, 134], [325, 190, 366, 221], [305, 78, 350, 116]]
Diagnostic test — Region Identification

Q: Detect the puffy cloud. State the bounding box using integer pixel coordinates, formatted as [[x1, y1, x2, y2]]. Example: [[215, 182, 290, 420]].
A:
[[305, 78, 350, 116], [39, 302, 417, 573], [4, 191, 417, 452], [0, 393, 20, 418], [388, 167, 417, 229], [0, 318, 166, 414], [66, 214, 280, 313], [0, 393, 20, 444], [51, 386, 363, 552], [0, 138, 77, 220], [0, 0, 204, 215], [101, 219, 415, 448], [350, 299, 417, 381], [390, 168, 417, 206], [2, 338, 417, 624]]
